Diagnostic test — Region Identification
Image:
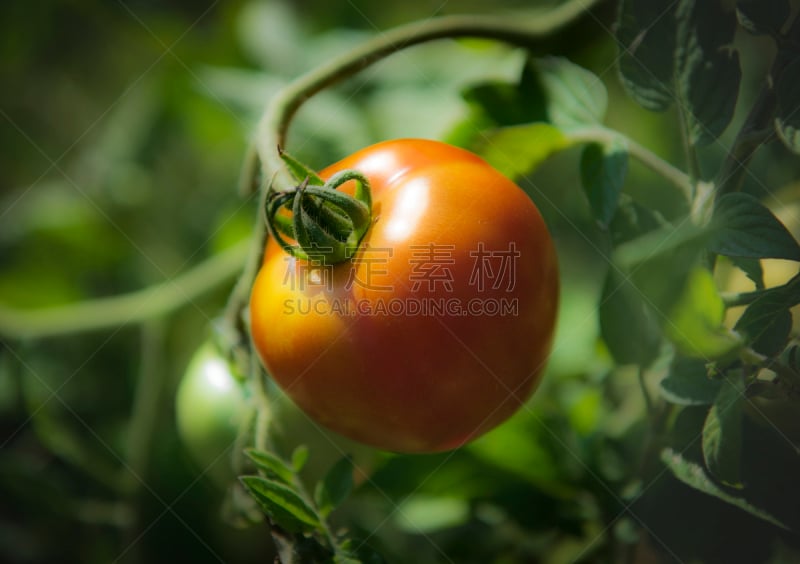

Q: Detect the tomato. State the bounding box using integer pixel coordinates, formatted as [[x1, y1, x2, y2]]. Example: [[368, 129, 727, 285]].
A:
[[250, 139, 559, 453], [175, 342, 251, 486]]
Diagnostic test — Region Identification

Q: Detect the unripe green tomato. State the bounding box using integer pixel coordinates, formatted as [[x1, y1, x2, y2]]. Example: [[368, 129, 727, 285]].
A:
[[176, 342, 251, 487]]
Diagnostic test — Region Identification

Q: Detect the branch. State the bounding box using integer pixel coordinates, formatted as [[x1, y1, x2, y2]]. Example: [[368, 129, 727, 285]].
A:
[[0, 240, 249, 339], [567, 126, 694, 203], [714, 86, 776, 200]]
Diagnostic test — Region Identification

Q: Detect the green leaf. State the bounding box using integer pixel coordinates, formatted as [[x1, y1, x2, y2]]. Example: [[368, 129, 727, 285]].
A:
[[676, 0, 741, 146], [532, 56, 608, 128], [736, 0, 790, 36], [616, 0, 678, 111], [393, 496, 470, 533], [599, 268, 661, 366], [461, 80, 544, 127], [240, 476, 321, 534], [730, 257, 764, 290], [660, 448, 789, 529], [477, 123, 571, 179], [752, 309, 793, 357], [659, 357, 722, 406], [245, 449, 295, 485], [735, 296, 794, 356], [619, 223, 708, 314], [775, 57, 800, 155], [702, 376, 745, 488], [468, 411, 575, 498], [292, 445, 310, 472], [608, 195, 665, 246], [337, 539, 387, 564], [779, 342, 799, 368], [614, 219, 709, 270], [280, 149, 324, 185], [580, 139, 628, 227], [733, 276, 800, 351], [711, 193, 800, 261], [518, 58, 551, 123], [313, 456, 354, 516], [665, 267, 742, 358]]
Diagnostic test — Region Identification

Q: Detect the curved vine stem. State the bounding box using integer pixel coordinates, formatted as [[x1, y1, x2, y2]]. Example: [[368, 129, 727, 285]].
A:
[[0, 240, 249, 339], [253, 0, 603, 192]]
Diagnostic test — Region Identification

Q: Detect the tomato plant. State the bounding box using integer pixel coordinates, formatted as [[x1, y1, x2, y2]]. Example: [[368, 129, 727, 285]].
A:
[[175, 341, 251, 486], [6, 1, 800, 562], [249, 139, 559, 453]]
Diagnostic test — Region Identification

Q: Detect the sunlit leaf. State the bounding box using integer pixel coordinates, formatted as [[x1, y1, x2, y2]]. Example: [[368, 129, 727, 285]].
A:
[[566, 387, 603, 437], [468, 411, 575, 498], [393, 496, 470, 533], [292, 445, 310, 473], [580, 138, 629, 227], [665, 267, 742, 358], [476, 123, 571, 179], [616, 0, 677, 111], [702, 377, 744, 488], [661, 449, 789, 529], [659, 356, 722, 406], [531, 56, 608, 128], [246, 448, 295, 485], [676, 0, 741, 146], [621, 225, 706, 314], [240, 476, 321, 534], [711, 193, 800, 261]]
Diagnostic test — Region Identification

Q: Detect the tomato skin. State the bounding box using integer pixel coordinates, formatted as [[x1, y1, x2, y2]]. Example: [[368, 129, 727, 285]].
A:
[[250, 139, 559, 453]]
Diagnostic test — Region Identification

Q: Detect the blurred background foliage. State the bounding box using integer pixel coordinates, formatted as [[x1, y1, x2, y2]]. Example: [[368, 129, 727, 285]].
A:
[[1, 0, 799, 563]]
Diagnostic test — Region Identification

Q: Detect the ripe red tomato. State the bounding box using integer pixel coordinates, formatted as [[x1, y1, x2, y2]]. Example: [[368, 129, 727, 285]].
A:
[[249, 139, 558, 453]]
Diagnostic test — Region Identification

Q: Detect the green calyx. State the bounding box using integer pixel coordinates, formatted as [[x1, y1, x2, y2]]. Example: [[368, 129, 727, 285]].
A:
[[265, 169, 373, 265]]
